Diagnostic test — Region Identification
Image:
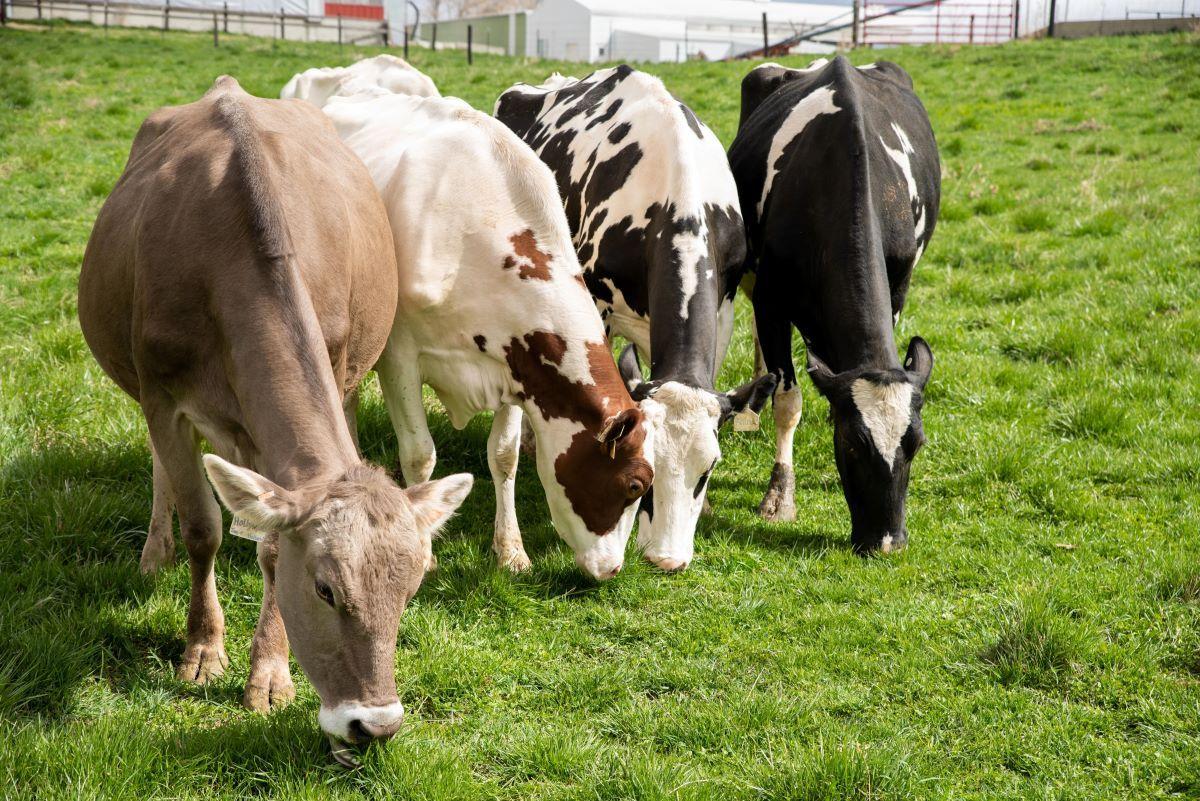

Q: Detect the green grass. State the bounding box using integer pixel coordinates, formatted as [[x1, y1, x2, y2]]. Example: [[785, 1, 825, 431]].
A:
[[2, 21, 1200, 800]]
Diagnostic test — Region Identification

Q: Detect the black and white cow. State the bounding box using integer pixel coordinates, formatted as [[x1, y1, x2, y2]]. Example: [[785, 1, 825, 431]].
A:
[[496, 65, 776, 572], [728, 56, 939, 554]]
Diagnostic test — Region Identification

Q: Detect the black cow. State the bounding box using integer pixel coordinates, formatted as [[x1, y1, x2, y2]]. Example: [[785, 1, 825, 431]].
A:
[[496, 65, 775, 572], [728, 56, 939, 553]]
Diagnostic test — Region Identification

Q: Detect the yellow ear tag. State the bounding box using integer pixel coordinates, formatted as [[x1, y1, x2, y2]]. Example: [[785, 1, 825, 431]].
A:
[[733, 408, 761, 432]]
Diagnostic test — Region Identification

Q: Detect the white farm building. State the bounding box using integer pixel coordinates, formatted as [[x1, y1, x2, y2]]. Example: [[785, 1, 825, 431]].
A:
[[527, 0, 850, 61]]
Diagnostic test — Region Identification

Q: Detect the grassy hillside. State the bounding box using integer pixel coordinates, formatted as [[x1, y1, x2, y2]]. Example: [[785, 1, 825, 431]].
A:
[[2, 22, 1200, 800]]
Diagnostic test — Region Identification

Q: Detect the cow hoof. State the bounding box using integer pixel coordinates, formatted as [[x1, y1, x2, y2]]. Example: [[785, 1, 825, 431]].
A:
[[758, 464, 796, 522], [139, 538, 175, 573], [176, 642, 229, 684], [495, 548, 532, 573], [243, 671, 296, 714]]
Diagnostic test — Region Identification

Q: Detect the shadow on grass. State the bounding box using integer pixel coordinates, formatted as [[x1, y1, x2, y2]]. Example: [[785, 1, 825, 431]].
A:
[[0, 403, 603, 725], [701, 478, 852, 558]]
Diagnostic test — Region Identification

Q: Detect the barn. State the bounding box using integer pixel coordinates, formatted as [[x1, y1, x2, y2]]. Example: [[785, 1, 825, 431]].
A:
[[525, 0, 848, 61]]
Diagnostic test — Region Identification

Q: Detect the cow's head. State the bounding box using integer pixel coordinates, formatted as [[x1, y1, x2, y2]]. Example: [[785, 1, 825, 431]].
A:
[[202, 456, 472, 763], [618, 345, 776, 571], [530, 405, 655, 580], [506, 331, 655, 580], [806, 338, 933, 553]]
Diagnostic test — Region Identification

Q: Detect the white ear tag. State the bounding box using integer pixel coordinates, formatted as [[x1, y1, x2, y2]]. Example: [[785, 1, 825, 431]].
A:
[[733, 408, 761, 432], [229, 516, 266, 542], [230, 489, 274, 542]]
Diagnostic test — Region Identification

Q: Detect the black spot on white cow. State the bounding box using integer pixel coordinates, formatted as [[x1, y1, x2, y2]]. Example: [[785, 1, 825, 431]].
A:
[[497, 65, 775, 572], [728, 56, 940, 554]]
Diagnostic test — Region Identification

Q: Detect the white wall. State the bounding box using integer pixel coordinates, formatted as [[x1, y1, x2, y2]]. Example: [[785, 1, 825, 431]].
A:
[[529, 0, 594, 59]]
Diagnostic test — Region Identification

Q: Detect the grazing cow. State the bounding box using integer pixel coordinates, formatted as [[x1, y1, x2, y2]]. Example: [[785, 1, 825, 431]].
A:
[[321, 91, 655, 581], [78, 77, 472, 764], [280, 54, 439, 108], [495, 65, 776, 572], [728, 57, 939, 553]]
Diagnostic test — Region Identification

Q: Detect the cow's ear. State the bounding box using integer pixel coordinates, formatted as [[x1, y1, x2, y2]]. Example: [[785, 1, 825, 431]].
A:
[[405, 473, 474, 535], [904, 336, 933, 389], [718, 373, 778, 426], [806, 350, 848, 400], [202, 454, 304, 533], [596, 408, 643, 454]]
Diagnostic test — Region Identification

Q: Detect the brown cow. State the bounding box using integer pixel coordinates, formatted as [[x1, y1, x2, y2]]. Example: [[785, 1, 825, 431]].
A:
[[78, 76, 472, 764]]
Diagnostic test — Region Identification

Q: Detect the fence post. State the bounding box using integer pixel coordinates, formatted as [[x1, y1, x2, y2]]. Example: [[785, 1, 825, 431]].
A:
[[1, 0, 6, 27], [213, 11, 218, 45], [223, 1, 228, 32], [969, 13, 975, 42], [1014, 0, 1020, 37], [852, 0, 861, 47], [337, 14, 342, 51], [164, 0, 169, 33], [467, 24, 473, 64], [403, 22, 409, 58], [104, 0, 109, 32], [280, 9, 285, 40], [761, 11, 768, 55], [431, 21, 437, 50], [36, 0, 41, 21], [1047, 0, 1056, 36]]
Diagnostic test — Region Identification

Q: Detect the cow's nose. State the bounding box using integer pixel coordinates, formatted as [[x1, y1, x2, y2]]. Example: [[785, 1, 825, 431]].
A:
[[349, 715, 403, 742], [600, 563, 622, 580]]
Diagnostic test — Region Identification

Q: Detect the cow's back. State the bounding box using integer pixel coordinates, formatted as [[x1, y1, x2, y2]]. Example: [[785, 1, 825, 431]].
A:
[[730, 58, 938, 334], [79, 77, 396, 404]]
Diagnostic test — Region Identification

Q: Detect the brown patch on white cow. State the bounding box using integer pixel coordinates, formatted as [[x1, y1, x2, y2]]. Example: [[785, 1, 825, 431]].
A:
[[503, 331, 651, 533], [502, 229, 553, 280]]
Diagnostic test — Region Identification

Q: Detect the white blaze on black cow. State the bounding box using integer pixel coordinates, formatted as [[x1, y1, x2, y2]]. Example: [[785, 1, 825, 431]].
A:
[[730, 56, 940, 553], [496, 65, 775, 572]]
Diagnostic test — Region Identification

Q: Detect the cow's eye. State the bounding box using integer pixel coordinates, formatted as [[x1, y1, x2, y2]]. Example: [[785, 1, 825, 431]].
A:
[[627, 479, 645, 499], [315, 581, 335, 607]]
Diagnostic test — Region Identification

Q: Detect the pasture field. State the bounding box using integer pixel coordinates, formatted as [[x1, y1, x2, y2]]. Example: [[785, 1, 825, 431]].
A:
[[2, 21, 1200, 800]]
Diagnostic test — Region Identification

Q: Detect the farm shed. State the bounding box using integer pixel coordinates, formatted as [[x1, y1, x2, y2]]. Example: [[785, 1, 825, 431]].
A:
[[422, 0, 851, 62], [416, 10, 532, 55], [528, 0, 849, 61]]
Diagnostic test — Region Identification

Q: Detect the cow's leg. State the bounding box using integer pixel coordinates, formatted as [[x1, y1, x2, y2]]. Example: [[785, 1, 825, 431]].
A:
[[140, 441, 176, 573], [343, 385, 361, 455], [377, 342, 436, 486], [244, 533, 295, 713], [489, 404, 530, 572], [143, 398, 228, 683], [755, 308, 801, 523]]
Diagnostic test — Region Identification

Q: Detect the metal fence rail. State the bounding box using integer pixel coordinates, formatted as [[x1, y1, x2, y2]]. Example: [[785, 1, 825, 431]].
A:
[[3, 0, 389, 46], [864, 0, 1016, 44]]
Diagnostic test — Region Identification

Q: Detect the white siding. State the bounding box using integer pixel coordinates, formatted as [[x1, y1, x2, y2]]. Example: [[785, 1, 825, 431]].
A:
[[529, 0, 595, 60]]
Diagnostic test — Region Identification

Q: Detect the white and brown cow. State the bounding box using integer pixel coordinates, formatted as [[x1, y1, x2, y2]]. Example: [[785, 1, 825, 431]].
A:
[[495, 65, 775, 573], [320, 91, 655, 581], [78, 77, 473, 764], [280, 54, 439, 108]]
